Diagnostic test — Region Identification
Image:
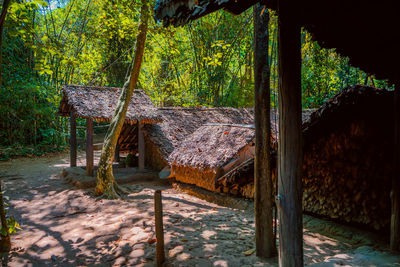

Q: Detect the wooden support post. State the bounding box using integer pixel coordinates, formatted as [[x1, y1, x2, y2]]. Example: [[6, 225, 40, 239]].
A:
[[70, 109, 77, 167], [277, 0, 303, 266], [86, 118, 94, 176], [253, 3, 275, 258], [115, 138, 120, 163], [154, 190, 165, 266], [391, 81, 400, 252], [138, 121, 145, 170]]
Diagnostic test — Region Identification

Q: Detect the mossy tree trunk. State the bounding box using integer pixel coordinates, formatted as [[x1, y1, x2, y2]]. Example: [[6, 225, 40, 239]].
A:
[[0, 0, 11, 252], [95, 0, 149, 199]]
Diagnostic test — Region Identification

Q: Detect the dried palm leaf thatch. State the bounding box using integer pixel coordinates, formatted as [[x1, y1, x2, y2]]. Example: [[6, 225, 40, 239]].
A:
[[172, 165, 222, 192], [143, 107, 255, 163], [169, 124, 256, 191], [58, 85, 162, 124], [169, 124, 255, 169], [154, 0, 259, 26]]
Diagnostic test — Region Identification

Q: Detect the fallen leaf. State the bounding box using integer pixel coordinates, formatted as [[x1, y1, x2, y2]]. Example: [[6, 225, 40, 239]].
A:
[[181, 238, 188, 242], [224, 131, 229, 134], [148, 238, 156, 244], [242, 248, 255, 256]]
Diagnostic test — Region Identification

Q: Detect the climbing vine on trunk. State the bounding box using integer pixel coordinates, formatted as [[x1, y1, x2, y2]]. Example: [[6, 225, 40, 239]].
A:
[[95, 0, 149, 199]]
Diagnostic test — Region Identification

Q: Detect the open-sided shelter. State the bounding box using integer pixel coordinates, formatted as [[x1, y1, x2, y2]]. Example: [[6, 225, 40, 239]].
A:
[[154, 0, 400, 263], [58, 85, 161, 175]]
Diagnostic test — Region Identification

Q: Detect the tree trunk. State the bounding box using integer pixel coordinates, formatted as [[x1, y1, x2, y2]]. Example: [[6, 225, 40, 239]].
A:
[[391, 81, 400, 251], [95, 0, 149, 199], [253, 3, 276, 258], [0, 182, 10, 252], [0, 0, 11, 252], [0, 0, 11, 87], [277, 0, 303, 266]]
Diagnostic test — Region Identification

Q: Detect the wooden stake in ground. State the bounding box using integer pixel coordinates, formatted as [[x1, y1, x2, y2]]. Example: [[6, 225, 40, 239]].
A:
[[391, 81, 400, 252], [277, 0, 303, 266], [95, 0, 149, 199], [253, 3, 276, 258], [154, 190, 165, 266]]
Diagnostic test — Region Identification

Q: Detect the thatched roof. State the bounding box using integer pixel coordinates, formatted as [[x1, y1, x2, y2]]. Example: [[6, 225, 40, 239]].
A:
[[169, 124, 255, 169], [143, 107, 255, 159], [58, 85, 162, 124], [144, 106, 314, 163], [154, 0, 259, 26], [218, 85, 393, 189], [154, 0, 399, 82], [167, 107, 314, 170], [303, 85, 393, 139]]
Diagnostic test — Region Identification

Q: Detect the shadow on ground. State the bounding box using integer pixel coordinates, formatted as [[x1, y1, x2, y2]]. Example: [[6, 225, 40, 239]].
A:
[[1, 152, 399, 266]]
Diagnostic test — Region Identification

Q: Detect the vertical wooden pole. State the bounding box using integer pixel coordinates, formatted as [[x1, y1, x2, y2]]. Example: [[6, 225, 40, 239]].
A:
[[86, 118, 94, 176], [115, 138, 120, 163], [253, 3, 275, 258], [154, 190, 165, 266], [277, 0, 303, 266], [138, 121, 145, 170], [70, 109, 77, 167], [391, 81, 400, 251]]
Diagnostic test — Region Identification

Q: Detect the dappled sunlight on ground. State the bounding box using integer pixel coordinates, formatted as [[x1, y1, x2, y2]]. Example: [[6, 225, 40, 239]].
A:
[[1, 151, 400, 266]]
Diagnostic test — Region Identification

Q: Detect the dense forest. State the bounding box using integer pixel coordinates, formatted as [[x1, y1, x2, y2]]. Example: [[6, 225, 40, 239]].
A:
[[0, 0, 391, 159]]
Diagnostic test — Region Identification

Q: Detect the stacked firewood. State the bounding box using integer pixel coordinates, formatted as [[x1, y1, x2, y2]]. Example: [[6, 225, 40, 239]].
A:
[[303, 118, 393, 230]]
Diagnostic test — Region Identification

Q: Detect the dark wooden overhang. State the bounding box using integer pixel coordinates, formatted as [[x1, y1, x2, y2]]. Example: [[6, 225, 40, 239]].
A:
[[154, 0, 400, 83]]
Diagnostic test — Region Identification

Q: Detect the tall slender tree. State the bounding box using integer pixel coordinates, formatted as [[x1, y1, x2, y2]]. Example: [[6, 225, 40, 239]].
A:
[[95, 0, 149, 199], [0, 0, 11, 252]]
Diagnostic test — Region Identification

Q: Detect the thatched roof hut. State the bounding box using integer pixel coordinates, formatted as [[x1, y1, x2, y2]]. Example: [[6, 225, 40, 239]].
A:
[[169, 124, 256, 191], [167, 108, 312, 192], [217, 85, 395, 230], [58, 85, 162, 154], [143, 107, 256, 170], [58, 85, 162, 124]]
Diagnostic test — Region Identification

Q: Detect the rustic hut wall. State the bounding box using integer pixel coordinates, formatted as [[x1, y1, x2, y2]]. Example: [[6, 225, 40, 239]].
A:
[[172, 166, 222, 192]]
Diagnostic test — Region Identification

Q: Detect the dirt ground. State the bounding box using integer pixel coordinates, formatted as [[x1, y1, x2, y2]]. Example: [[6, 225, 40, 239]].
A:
[[1, 151, 400, 266]]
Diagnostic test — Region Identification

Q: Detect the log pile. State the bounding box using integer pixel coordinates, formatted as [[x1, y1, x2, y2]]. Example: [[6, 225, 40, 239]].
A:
[[302, 86, 394, 230], [303, 120, 393, 230]]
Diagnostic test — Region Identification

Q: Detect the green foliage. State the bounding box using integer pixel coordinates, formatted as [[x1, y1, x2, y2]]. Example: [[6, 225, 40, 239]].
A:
[[0, 2, 391, 157], [0, 193, 21, 236]]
